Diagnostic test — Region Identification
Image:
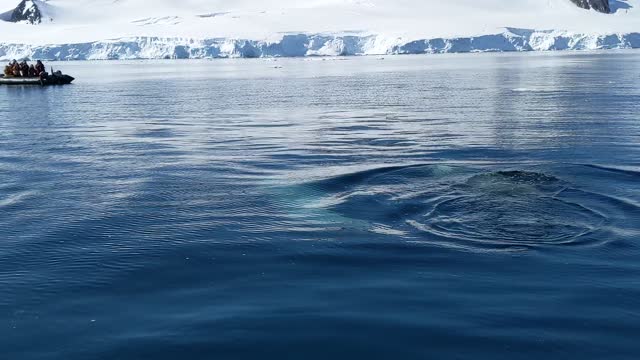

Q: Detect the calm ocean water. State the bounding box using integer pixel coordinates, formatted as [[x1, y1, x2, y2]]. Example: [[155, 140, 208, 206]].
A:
[[1, 52, 640, 359]]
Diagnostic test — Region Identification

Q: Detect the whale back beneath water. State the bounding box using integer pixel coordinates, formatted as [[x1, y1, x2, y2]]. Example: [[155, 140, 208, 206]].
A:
[[275, 164, 640, 252]]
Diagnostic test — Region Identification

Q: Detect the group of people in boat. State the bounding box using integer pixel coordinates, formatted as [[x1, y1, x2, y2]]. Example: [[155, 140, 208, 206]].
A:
[[3, 60, 46, 78]]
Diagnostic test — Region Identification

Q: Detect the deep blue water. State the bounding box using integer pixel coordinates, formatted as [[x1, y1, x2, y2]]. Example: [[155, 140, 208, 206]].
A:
[[1, 52, 640, 359]]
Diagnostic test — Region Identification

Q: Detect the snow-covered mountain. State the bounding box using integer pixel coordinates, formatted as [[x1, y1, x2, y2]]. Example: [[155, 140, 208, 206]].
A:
[[0, 0, 638, 60], [569, 0, 612, 12], [0, 0, 46, 24]]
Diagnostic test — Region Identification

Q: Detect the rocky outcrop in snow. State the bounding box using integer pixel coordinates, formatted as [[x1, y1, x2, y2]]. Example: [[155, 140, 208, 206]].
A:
[[1, 29, 639, 61], [569, 0, 611, 13], [0, 0, 44, 24]]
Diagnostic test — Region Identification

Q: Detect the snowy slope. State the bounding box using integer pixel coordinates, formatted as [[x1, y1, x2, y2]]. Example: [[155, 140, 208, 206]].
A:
[[0, 0, 639, 59]]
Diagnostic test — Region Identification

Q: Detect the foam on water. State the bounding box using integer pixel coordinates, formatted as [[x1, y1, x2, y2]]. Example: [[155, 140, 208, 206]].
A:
[[0, 190, 35, 208]]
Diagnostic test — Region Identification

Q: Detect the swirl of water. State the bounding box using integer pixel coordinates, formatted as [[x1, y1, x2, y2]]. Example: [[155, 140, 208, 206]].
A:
[[291, 166, 630, 252], [408, 171, 607, 248]]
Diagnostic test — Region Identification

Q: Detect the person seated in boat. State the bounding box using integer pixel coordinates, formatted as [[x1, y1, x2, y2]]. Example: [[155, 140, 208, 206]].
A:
[[35, 60, 45, 76], [11, 61, 21, 77], [28, 64, 37, 77], [19, 61, 29, 77], [4, 60, 16, 77], [3, 63, 12, 77]]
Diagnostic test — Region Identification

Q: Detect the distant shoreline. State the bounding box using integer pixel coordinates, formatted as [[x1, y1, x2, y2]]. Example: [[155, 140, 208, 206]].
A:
[[1, 29, 639, 61]]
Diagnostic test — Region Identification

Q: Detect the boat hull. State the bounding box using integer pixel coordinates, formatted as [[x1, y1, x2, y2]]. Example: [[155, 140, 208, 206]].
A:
[[0, 74, 75, 86]]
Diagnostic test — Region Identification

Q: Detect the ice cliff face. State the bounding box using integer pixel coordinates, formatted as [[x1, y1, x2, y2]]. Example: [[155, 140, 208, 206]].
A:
[[1, 0, 43, 24], [569, 0, 611, 13], [1, 29, 638, 61]]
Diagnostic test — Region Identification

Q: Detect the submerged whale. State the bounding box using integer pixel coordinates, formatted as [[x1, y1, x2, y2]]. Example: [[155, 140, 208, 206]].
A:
[[273, 164, 622, 252]]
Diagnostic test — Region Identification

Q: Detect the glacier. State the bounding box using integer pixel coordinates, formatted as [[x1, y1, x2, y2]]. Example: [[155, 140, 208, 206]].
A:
[[0, 0, 639, 60], [1, 29, 639, 61]]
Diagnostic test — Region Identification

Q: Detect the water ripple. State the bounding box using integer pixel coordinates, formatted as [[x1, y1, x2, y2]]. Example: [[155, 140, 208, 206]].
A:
[[286, 165, 637, 252]]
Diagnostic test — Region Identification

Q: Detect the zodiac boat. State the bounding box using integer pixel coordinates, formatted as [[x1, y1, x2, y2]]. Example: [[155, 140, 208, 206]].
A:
[[0, 71, 75, 86]]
